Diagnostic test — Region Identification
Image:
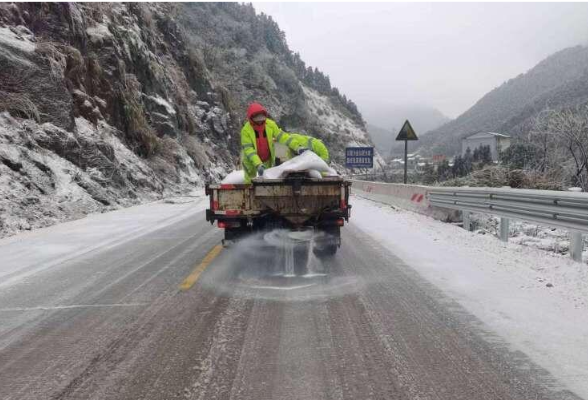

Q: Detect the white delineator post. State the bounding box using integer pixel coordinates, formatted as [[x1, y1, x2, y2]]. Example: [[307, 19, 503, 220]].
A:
[[570, 230, 583, 262], [568, 188, 584, 262], [500, 217, 509, 242], [462, 211, 471, 231]]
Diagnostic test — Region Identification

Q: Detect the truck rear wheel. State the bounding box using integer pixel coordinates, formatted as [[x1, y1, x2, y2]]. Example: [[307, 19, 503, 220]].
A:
[[224, 226, 248, 242], [313, 243, 338, 258], [313, 226, 340, 258]]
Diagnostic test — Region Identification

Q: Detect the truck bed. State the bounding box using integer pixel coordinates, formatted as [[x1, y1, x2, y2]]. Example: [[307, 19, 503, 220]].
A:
[[206, 176, 350, 227]]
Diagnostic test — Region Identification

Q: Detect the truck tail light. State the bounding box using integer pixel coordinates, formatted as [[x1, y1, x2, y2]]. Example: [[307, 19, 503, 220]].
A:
[[336, 218, 345, 226], [218, 221, 226, 228], [220, 184, 235, 190], [212, 189, 219, 210], [340, 199, 347, 209]]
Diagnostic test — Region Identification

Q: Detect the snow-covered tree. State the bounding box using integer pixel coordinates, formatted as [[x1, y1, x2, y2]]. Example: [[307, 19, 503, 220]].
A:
[[530, 105, 588, 191]]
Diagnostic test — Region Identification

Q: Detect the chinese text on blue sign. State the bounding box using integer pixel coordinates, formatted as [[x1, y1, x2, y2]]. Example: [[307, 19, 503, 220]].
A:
[[345, 147, 374, 168]]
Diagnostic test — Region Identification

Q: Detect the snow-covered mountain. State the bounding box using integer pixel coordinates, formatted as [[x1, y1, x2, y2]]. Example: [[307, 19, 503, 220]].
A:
[[0, 3, 375, 237], [418, 45, 588, 156]]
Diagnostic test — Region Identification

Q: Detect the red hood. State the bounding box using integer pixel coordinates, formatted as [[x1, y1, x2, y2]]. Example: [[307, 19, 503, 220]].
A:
[[247, 102, 267, 120]]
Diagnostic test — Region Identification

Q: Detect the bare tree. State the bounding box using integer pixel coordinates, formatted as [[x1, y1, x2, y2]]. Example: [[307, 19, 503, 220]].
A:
[[529, 105, 588, 191]]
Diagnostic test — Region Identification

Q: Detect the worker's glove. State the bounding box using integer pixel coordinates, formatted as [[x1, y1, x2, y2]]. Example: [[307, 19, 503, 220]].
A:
[[257, 164, 265, 177], [297, 147, 309, 155]]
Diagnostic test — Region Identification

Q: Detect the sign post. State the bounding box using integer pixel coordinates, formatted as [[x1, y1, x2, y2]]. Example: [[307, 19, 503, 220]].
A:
[[345, 147, 374, 171], [395, 120, 419, 184]]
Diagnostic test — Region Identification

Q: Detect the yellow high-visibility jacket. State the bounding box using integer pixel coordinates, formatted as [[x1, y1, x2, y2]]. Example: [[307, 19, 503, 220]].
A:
[[287, 134, 330, 163], [240, 118, 303, 183]]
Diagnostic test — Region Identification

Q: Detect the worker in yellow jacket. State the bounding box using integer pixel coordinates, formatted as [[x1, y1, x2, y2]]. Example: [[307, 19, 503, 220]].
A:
[[285, 133, 330, 163], [241, 102, 308, 183]]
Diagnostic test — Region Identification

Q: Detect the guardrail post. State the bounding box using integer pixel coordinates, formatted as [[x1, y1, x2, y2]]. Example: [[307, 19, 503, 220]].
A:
[[499, 217, 509, 242], [570, 230, 583, 262], [462, 211, 471, 231]]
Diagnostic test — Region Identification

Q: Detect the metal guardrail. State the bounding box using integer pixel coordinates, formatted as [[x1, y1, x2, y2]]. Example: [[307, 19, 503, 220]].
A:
[[429, 187, 588, 262]]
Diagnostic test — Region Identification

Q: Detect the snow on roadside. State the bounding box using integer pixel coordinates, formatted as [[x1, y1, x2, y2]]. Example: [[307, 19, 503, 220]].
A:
[[350, 195, 588, 399], [469, 212, 588, 261], [0, 190, 207, 289], [0, 112, 211, 239]]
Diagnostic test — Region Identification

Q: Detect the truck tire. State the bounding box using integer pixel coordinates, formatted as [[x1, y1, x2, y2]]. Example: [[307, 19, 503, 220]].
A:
[[313, 243, 338, 258], [313, 225, 340, 258], [224, 227, 246, 242]]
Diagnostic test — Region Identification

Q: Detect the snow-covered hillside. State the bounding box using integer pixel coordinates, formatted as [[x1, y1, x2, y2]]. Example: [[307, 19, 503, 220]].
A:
[[302, 86, 385, 169], [0, 3, 376, 237]]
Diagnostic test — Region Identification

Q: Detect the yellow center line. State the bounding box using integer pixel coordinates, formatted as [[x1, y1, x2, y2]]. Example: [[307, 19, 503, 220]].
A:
[[179, 244, 223, 291]]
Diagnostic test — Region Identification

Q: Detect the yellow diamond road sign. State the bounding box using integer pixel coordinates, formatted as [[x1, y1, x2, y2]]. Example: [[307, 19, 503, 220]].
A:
[[395, 120, 418, 141]]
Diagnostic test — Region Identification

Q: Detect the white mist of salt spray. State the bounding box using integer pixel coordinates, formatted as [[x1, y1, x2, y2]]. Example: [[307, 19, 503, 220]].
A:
[[283, 236, 295, 277], [304, 234, 316, 276], [198, 228, 363, 301]]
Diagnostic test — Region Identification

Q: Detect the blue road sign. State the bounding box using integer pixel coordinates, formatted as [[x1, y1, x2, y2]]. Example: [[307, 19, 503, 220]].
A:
[[345, 147, 374, 168]]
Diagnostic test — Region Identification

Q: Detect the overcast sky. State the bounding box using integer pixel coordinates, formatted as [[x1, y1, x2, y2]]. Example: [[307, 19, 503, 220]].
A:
[[254, 2, 588, 119]]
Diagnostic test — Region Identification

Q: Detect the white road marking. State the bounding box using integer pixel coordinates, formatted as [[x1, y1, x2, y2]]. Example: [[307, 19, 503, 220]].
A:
[[0, 303, 148, 312]]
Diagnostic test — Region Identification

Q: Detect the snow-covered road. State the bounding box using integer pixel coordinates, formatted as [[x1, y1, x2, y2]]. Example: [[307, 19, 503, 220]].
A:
[[352, 194, 588, 399], [0, 193, 585, 399], [0, 192, 209, 291]]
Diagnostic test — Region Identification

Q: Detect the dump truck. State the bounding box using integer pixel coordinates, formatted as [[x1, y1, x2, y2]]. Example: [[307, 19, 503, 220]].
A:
[[205, 172, 351, 256]]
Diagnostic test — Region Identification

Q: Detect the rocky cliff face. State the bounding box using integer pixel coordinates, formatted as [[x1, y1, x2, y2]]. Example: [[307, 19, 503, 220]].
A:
[[0, 3, 374, 237]]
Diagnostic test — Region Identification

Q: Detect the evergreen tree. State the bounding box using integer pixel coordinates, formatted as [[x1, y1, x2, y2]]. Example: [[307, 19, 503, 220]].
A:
[[451, 155, 464, 177], [480, 145, 492, 164], [452, 153, 473, 177], [422, 162, 436, 184], [473, 147, 480, 161], [463, 148, 474, 174], [437, 159, 451, 181], [500, 143, 538, 169]]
